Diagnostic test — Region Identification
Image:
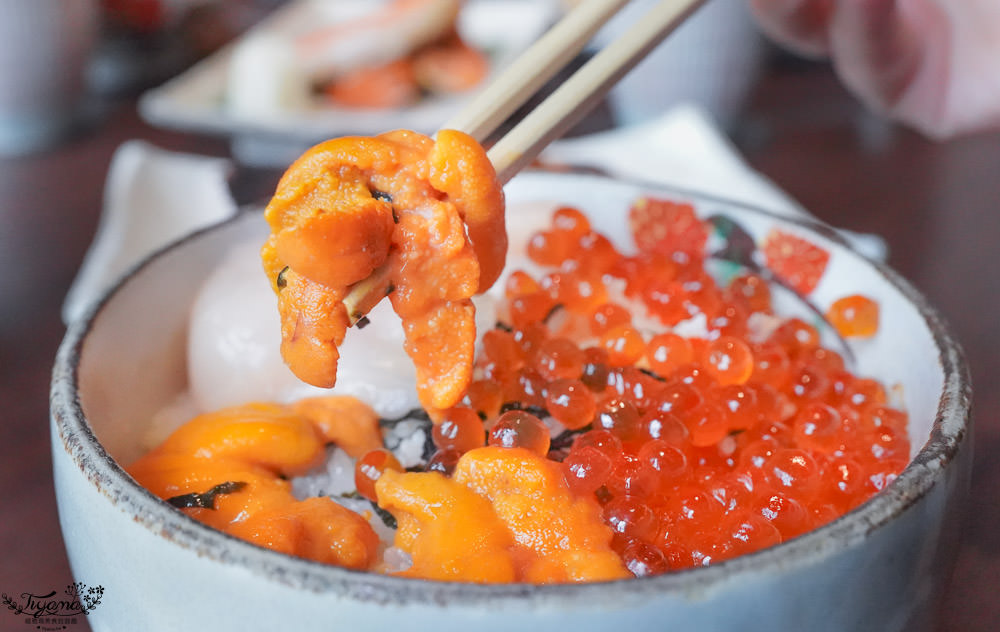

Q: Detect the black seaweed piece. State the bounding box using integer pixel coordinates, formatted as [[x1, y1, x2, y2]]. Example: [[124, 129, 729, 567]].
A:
[[379, 408, 432, 429], [547, 447, 570, 463], [167, 481, 247, 510], [355, 316, 371, 329], [638, 367, 667, 382], [340, 491, 399, 530], [421, 428, 437, 463], [276, 266, 289, 289], [549, 423, 593, 451], [498, 401, 549, 418], [371, 503, 398, 530], [370, 189, 393, 203], [594, 485, 612, 504], [707, 214, 756, 265], [494, 321, 513, 332], [543, 303, 565, 324]]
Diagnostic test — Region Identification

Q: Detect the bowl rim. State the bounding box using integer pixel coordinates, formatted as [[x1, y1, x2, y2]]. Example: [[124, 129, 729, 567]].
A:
[[51, 170, 971, 605]]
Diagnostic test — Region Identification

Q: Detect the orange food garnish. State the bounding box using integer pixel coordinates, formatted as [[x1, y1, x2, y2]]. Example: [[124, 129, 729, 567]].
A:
[[327, 59, 420, 109], [355, 448, 404, 503], [262, 129, 505, 414], [377, 447, 629, 583], [629, 197, 709, 258], [377, 468, 520, 582], [826, 294, 879, 337], [762, 229, 830, 295], [291, 395, 383, 458], [228, 497, 380, 569], [128, 399, 382, 570], [412, 34, 489, 94]]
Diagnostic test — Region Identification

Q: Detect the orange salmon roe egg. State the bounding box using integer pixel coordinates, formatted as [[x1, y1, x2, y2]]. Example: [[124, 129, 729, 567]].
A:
[[432, 406, 486, 454], [355, 448, 404, 502], [546, 378, 597, 430], [826, 294, 880, 338], [645, 332, 694, 376], [489, 410, 551, 456], [702, 336, 754, 386], [590, 302, 632, 336], [602, 325, 646, 366]]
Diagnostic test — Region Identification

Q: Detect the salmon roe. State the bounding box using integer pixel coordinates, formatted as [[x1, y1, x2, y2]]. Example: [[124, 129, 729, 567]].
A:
[[355, 448, 404, 502], [476, 202, 908, 576], [826, 294, 880, 338]]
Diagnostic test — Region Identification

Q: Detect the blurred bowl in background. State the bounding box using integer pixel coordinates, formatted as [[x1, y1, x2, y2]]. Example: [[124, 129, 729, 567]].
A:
[[0, 0, 98, 154], [593, 0, 764, 128]]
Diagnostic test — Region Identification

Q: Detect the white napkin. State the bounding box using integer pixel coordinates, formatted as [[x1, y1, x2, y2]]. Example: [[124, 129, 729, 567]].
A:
[[541, 104, 887, 260], [62, 140, 238, 324], [64, 105, 885, 324]]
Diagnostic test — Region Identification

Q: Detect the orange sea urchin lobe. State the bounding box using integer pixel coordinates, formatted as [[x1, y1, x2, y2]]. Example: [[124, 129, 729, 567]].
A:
[[261, 129, 506, 414], [128, 399, 384, 569]]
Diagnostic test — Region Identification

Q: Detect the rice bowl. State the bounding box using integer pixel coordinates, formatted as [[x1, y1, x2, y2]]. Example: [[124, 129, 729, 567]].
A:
[[51, 172, 971, 631]]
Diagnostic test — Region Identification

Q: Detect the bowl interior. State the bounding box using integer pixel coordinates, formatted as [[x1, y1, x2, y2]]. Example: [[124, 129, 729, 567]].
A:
[[59, 171, 968, 599]]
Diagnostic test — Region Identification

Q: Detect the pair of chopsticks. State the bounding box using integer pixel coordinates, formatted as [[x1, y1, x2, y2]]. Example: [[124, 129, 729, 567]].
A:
[[343, 0, 706, 322], [445, 0, 707, 183]]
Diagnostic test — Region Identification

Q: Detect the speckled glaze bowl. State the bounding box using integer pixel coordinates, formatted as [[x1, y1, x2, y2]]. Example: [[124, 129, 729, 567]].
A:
[[51, 172, 971, 632]]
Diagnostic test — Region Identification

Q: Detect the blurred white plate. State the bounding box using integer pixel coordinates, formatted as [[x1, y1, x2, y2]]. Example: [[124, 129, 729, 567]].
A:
[[139, 0, 557, 164]]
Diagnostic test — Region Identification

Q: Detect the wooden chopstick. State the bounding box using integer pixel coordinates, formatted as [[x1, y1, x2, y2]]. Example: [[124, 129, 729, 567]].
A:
[[345, 0, 705, 322], [485, 0, 707, 184], [444, 0, 632, 143]]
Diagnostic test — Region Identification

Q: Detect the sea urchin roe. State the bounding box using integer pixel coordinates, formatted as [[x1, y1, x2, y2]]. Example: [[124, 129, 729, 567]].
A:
[[377, 447, 628, 583], [262, 129, 505, 414], [128, 399, 381, 570]]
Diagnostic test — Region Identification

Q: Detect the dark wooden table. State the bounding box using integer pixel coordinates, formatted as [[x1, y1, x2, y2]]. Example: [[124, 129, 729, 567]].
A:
[[1, 54, 997, 631]]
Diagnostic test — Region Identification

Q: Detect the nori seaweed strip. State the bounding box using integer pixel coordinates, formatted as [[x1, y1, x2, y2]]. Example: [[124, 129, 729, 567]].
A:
[[547, 447, 570, 463], [421, 428, 437, 462], [276, 266, 289, 289], [371, 189, 398, 224], [638, 367, 667, 382], [498, 401, 549, 418], [543, 303, 565, 324], [379, 408, 432, 429], [549, 423, 593, 451], [371, 503, 398, 530], [494, 321, 513, 332], [594, 485, 613, 504], [370, 189, 393, 204], [340, 491, 398, 530], [167, 481, 247, 510], [355, 315, 371, 329]]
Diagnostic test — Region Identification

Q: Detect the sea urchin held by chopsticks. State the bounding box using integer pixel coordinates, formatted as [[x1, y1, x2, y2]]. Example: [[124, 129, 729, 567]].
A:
[[261, 129, 505, 415]]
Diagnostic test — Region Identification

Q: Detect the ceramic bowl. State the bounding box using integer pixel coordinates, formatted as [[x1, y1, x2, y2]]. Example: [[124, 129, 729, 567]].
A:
[[51, 172, 971, 632]]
